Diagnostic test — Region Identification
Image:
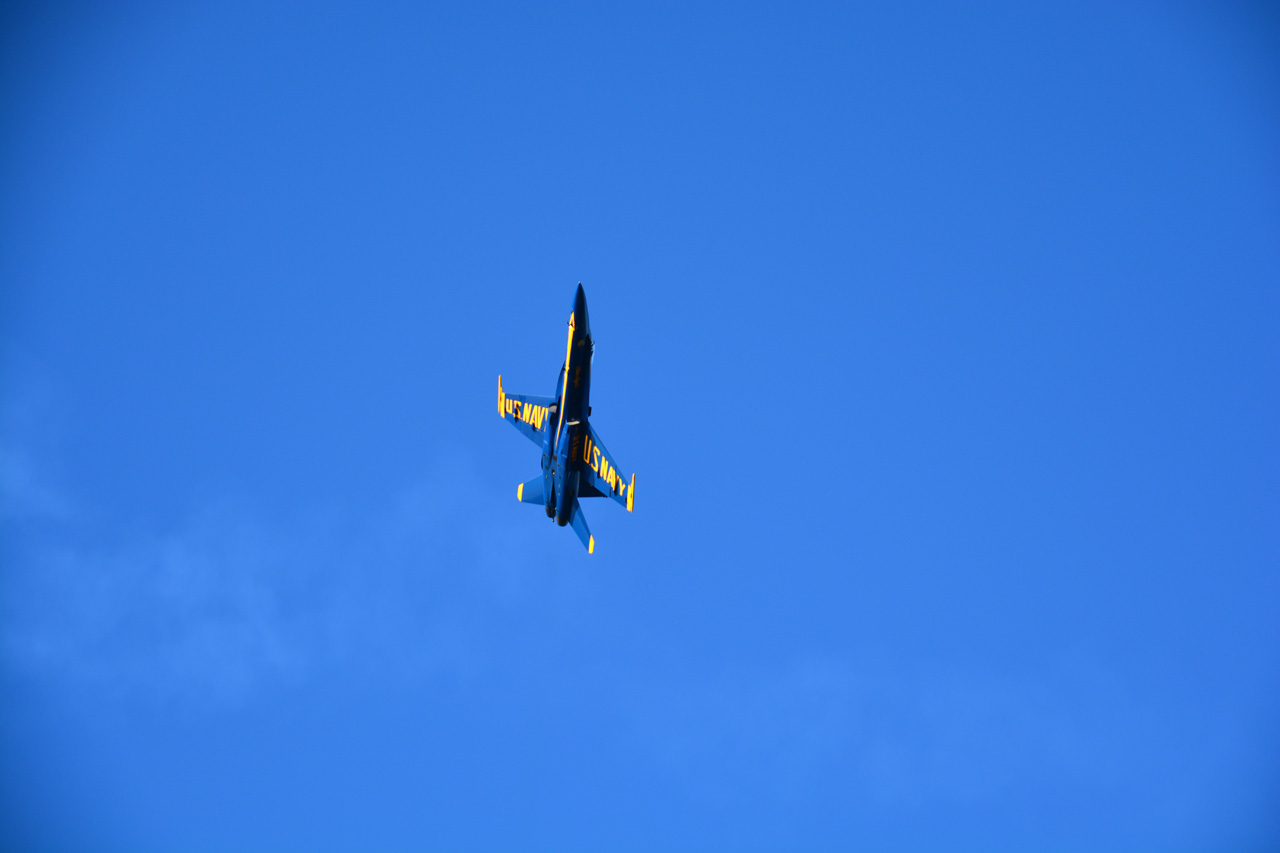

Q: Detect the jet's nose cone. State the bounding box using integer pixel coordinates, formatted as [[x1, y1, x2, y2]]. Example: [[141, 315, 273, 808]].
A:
[[571, 282, 589, 332]]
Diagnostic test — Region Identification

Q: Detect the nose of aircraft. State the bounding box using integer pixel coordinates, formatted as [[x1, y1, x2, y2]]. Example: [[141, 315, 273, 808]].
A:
[[572, 282, 590, 335]]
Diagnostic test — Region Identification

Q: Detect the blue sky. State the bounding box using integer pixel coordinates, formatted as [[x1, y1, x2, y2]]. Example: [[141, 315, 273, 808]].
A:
[[2, 2, 1278, 850]]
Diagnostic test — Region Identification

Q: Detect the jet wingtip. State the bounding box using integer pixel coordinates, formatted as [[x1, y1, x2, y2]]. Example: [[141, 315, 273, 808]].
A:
[[588, 535, 594, 554]]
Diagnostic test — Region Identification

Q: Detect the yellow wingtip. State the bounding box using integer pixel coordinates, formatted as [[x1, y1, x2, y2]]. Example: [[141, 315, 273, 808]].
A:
[[627, 473, 635, 512], [517, 482, 523, 502], [588, 535, 594, 554], [498, 375, 505, 417]]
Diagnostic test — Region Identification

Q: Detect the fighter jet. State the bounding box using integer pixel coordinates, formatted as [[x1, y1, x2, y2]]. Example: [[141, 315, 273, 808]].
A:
[[497, 283, 634, 553]]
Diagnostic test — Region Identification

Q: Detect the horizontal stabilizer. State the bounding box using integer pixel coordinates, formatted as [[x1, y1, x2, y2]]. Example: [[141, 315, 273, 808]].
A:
[[517, 475, 546, 506], [568, 498, 594, 554]]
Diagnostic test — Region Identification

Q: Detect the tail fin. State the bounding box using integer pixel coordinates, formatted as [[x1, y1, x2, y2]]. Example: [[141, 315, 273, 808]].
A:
[[568, 498, 594, 554]]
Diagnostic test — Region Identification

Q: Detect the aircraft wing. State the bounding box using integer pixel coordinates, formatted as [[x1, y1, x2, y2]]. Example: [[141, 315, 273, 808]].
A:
[[497, 376, 555, 448], [577, 423, 635, 512]]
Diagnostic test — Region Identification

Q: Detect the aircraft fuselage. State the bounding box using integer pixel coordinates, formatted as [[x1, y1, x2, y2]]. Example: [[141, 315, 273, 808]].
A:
[[546, 285, 592, 526]]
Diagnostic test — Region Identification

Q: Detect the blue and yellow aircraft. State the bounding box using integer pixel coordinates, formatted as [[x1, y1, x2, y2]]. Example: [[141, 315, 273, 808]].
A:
[[497, 283, 634, 553]]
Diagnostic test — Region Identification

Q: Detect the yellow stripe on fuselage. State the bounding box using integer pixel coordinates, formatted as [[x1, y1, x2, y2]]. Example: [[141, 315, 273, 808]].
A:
[[554, 312, 574, 450]]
